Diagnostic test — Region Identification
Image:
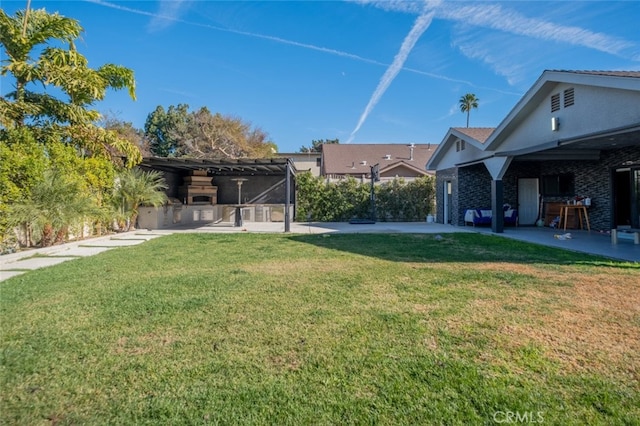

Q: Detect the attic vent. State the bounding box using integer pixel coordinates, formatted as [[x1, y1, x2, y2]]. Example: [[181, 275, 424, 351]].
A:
[[550, 93, 560, 112], [360, 160, 367, 166], [384, 154, 392, 160], [563, 88, 574, 107]]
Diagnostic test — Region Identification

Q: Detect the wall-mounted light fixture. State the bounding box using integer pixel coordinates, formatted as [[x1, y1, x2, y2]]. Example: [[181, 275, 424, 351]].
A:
[[551, 117, 560, 131]]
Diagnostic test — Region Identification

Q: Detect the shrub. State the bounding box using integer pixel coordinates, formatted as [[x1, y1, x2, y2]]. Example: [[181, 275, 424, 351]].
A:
[[296, 173, 435, 222]]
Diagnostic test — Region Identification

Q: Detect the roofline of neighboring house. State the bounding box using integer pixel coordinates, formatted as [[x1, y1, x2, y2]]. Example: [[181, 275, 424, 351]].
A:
[[426, 127, 494, 170], [379, 160, 431, 175], [275, 152, 321, 157]]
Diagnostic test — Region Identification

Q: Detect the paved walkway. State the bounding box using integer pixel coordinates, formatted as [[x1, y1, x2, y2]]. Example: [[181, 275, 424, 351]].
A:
[[1, 222, 638, 282]]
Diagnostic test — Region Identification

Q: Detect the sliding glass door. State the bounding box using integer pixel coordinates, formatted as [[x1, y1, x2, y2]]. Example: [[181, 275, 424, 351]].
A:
[[614, 167, 640, 229]]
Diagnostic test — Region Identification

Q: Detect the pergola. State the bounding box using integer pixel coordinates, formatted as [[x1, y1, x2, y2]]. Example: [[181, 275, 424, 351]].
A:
[[139, 157, 297, 232]]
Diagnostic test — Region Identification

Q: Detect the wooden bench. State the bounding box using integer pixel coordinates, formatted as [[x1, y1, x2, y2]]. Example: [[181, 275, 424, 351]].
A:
[[611, 229, 640, 245]]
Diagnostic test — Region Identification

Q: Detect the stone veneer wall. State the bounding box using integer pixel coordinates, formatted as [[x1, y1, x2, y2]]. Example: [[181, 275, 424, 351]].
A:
[[435, 145, 640, 229], [594, 146, 640, 229], [516, 146, 639, 231], [502, 161, 541, 208], [567, 146, 638, 231], [457, 165, 492, 226]]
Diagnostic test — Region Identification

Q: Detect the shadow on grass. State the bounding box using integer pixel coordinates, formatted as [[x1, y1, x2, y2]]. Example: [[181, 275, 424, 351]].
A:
[[287, 232, 639, 269]]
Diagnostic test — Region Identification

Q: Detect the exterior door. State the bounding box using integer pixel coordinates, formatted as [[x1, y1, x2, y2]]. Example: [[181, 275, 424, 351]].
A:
[[635, 169, 640, 228], [614, 168, 640, 228], [517, 178, 539, 225]]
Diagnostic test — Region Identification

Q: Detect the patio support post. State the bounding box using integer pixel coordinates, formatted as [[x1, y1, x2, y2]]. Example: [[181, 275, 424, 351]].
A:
[[285, 160, 291, 233], [492, 179, 504, 233]]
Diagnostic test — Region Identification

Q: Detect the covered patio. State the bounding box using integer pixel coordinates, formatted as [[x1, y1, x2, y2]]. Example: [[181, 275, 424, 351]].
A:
[[428, 71, 640, 236], [137, 157, 297, 232], [470, 225, 640, 263]]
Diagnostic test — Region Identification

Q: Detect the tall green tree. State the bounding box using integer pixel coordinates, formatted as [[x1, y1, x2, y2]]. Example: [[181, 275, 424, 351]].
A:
[[144, 104, 277, 159], [1, 7, 142, 247], [0, 7, 141, 164], [144, 104, 189, 157], [459, 93, 479, 128]]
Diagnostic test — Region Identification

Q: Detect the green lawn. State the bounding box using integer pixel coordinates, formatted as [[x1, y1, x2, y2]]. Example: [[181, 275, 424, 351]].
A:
[[1, 233, 639, 425]]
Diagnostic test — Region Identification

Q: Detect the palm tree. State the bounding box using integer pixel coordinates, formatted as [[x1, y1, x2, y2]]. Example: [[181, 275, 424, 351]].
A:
[[113, 168, 168, 231], [0, 7, 141, 164], [7, 169, 98, 247], [459, 93, 479, 128]]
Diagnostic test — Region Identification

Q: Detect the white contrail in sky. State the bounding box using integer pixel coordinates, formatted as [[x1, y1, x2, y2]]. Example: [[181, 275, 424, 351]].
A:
[[85, 0, 515, 95], [345, 11, 435, 144]]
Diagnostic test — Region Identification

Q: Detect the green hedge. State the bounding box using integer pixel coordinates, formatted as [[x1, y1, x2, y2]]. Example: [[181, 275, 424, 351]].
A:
[[295, 172, 435, 222]]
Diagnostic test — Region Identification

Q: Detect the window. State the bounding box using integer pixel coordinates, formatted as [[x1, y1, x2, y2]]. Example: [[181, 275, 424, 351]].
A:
[[455, 139, 466, 152], [564, 88, 574, 107], [316, 158, 321, 166], [550, 93, 560, 112], [542, 174, 574, 196]]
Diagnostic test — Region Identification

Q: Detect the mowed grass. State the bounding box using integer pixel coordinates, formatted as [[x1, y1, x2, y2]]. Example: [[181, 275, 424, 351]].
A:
[[1, 233, 639, 425]]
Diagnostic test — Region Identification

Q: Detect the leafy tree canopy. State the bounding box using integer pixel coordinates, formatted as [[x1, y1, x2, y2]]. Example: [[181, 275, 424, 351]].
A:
[[144, 104, 277, 159], [298, 138, 339, 153], [0, 7, 141, 165], [101, 114, 149, 157]]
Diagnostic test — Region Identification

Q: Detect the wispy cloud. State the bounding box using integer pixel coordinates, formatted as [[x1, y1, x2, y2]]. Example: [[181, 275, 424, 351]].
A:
[[437, 3, 637, 59], [87, 0, 384, 62], [359, 0, 638, 60], [437, 102, 460, 121], [86, 0, 503, 93], [451, 27, 531, 86], [346, 12, 435, 144], [147, 0, 191, 32], [358, 0, 639, 83]]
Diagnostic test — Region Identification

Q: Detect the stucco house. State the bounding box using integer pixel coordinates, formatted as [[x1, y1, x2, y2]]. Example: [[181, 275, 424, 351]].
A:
[[322, 143, 436, 183], [275, 152, 322, 177], [426, 70, 640, 233]]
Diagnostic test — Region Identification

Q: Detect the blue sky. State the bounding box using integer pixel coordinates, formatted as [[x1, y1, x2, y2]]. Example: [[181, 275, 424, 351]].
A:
[[2, 1, 639, 153]]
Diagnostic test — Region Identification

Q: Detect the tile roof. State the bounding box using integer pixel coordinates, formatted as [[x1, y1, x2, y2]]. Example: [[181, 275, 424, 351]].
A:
[[322, 143, 436, 176], [452, 127, 495, 143]]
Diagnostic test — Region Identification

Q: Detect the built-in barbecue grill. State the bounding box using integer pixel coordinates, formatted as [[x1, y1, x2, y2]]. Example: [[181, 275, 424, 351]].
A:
[[179, 170, 218, 205]]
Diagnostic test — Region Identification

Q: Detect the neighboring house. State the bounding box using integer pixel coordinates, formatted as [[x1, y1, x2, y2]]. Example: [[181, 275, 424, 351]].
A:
[[427, 70, 640, 233], [275, 152, 321, 177], [321, 143, 436, 183]]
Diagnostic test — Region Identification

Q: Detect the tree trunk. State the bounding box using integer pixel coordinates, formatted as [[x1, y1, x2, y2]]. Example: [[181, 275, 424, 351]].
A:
[[42, 223, 54, 247], [128, 213, 138, 231]]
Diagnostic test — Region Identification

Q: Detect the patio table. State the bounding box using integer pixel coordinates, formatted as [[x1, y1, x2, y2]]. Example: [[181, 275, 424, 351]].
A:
[[559, 205, 590, 231]]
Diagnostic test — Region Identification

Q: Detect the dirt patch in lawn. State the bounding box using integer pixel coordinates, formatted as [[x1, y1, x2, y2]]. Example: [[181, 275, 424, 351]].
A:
[[445, 263, 640, 378]]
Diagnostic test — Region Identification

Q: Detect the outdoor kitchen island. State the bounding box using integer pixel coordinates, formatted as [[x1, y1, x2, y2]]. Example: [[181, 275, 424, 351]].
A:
[[135, 157, 296, 231]]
